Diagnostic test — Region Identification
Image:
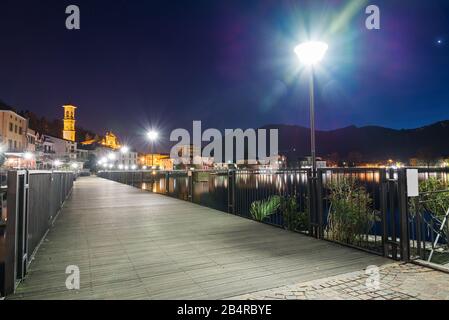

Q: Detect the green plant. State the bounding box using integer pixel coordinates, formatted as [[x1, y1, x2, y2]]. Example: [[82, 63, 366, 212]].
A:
[[280, 196, 308, 231], [326, 178, 379, 244], [410, 178, 449, 220], [409, 178, 449, 250], [250, 196, 281, 222]]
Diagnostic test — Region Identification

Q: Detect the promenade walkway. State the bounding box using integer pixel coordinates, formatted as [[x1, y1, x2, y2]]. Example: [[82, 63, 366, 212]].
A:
[[11, 176, 390, 300]]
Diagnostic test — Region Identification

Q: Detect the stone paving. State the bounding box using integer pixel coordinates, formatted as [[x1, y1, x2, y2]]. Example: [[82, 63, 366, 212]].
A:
[[232, 263, 449, 300]]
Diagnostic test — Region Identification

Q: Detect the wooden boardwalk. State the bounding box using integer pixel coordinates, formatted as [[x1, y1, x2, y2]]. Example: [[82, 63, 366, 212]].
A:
[[10, 176, 389, 300]]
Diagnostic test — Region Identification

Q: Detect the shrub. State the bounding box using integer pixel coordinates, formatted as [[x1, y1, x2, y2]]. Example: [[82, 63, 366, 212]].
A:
[[326, 178, 379, 244], [410, 178, 449, 221], [409, 178, 449, 246], [250, 196, 281, 222], [280, 196, 308, 231]]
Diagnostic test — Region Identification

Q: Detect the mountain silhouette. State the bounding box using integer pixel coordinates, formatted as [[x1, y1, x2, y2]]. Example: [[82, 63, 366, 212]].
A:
[[262, 121, 449, 162]]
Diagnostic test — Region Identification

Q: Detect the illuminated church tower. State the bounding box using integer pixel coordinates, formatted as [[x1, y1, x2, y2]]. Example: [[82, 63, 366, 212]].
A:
[[62, 105, 77, 142]]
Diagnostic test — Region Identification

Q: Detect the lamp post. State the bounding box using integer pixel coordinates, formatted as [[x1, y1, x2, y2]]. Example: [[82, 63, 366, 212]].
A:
[[147, 130, 159, 167], [120, 146, 129, 154], [120, 146, 129, 170], [294, 41, 328, 175]]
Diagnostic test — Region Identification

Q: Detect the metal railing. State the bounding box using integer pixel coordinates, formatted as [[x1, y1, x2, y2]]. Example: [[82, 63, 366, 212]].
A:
[[317, 168, 385, 254], [408, 167, 449, 269], [98, 167, 449, 267], [0, 170, 75, 297], [233, 169, 310, 231], [99, 169, 311, 231]]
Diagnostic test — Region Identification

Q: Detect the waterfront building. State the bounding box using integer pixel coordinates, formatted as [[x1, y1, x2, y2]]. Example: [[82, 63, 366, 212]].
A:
[[117, 149, 138, 167], [26, 128, 37, 152], [140, 153, 170, 168], [42, 135, 77, 161], [0, 108, 28, 152]]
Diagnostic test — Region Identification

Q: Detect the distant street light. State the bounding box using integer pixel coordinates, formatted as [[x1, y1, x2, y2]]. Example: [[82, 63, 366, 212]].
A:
[[53, 159, 62, 168], [24, 152, 34, 161], [294, 41, 328, 175], [147, 130, 159, 167], [121, 146, 130, 154], [108, 153, 116, 161], [147, 130, 159, 142]]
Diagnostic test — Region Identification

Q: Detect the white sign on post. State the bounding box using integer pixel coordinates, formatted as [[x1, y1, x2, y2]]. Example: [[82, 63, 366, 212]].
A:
[[406, 169, 419, 197]]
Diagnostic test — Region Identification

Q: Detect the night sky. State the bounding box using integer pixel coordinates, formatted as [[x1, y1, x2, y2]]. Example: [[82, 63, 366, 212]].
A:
[[1, 0, 448, 150]]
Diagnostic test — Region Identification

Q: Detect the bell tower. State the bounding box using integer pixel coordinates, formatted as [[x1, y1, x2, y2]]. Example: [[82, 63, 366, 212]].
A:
[[62, 105, 77, 142]]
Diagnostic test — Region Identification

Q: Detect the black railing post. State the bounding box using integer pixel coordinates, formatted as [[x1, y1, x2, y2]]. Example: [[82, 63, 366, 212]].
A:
[[387, 168, 398, 259], [165, 172, 169, 194], [4, 171, 18, 296], [414, 196, 423, 259], [380, 169, 389, 257], [227, 170, 236, 214], [316, 169, 324, 239], [398, 169, 411, 262], [307, 172, 314, 237], [307, 169, 320, 239], [188, 170, 194, 202]]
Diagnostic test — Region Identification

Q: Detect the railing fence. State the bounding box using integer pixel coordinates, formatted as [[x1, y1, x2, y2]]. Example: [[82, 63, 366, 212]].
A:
[[98, 167, 449, 269], [0, 170, 75, 297]]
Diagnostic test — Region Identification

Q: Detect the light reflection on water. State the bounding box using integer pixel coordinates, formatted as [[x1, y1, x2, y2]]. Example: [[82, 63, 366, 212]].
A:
[[138, 170, 449, 209]]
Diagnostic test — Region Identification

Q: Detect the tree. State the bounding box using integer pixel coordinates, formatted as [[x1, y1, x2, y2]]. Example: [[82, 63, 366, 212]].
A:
[[84, 154, 97, 171], [347, 151, 363, 167], [416, 147, 437, 167], [328, 152, 340, 167]]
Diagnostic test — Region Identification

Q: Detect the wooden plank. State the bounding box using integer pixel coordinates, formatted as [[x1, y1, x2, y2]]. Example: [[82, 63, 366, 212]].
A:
[[9, 176, 389, 300]]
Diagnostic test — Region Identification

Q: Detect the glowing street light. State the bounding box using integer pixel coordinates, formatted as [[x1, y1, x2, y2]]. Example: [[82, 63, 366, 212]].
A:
[[108, 153, 116, 161], [147, 130, 159, 141], [23, 152, 34, 160], [53, 159, 62, 168], [294, 41, 328, 174], [121, 146, 130, 154], [294, 41, 328, 66]]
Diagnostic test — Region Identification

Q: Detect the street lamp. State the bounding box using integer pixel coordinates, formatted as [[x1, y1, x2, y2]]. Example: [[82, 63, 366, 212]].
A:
[[24, 152, 34, 160], [294, 41, 328, 175], [120, 146, 129, 154], [147, 130, 159, 168], [53, 159, 62, 169]]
